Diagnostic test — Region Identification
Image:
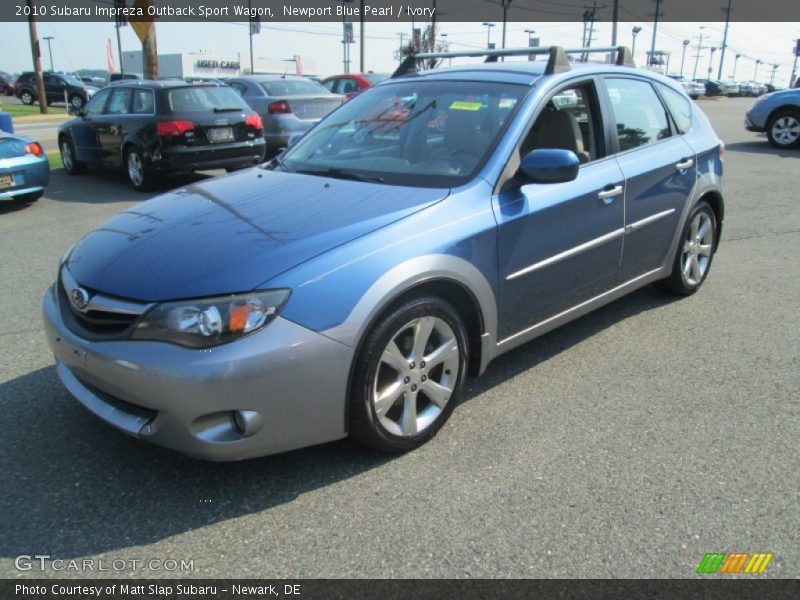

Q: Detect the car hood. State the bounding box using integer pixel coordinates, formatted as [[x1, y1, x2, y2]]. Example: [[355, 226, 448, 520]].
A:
[[65, 169, 449, 302]]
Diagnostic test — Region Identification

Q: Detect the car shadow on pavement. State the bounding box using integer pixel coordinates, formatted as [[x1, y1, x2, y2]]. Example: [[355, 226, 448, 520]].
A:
[[724, 141, 799, 158], [0, 285, 679, 562], [0, 199, 36, 215], [45, 169, 213, 204]]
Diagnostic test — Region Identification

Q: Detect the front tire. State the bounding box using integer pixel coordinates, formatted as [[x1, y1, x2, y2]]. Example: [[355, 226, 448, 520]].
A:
[[656, 201, 718, 296], [766, 109, 800, 149], [125, 146, 153, 192], [349, 296, 469, 454], [69, 94, 85, 111], [19, 90, 34, 105]]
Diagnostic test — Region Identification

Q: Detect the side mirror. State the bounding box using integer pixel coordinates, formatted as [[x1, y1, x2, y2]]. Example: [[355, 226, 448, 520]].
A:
[[517, 149, 580, 184]]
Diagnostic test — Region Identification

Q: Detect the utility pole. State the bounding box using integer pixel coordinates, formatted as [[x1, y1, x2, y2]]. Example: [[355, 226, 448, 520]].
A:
[[680, 39, 690, 77], [500, 1, 513, 51], [483, 22, 495, 49], [754, 59, 762, 82], [650, 0, 663, 67], [142, 23, 158, 79], [248, 0, 255, 74], [397, 32, 405, 60], [791, 39, 799, 87], [692, 26, 706, 80], [42, 35, 54, 71], [26, 0, 47, 114], [611, 0, 619, 45], [717, 0, 733, 80], [360, 0, 365, 72], [429, 0, 437, 67]]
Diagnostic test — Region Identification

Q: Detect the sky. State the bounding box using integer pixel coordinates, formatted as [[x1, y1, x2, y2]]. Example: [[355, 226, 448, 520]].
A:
[[1, 20, 798, 85]]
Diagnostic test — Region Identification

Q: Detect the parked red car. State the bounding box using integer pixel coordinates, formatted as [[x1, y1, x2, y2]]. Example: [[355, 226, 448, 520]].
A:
[[321, 72, 390, 100]]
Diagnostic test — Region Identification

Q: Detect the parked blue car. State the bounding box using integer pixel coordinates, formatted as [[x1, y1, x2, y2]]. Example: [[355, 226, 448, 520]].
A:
[[0, 131, 49, 203], [745, 87, 800, 148], [43, 47, 725, 460]]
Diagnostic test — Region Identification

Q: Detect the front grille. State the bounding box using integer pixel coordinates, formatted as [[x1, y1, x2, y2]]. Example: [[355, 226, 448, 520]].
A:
[[58, 268, 150, 341]]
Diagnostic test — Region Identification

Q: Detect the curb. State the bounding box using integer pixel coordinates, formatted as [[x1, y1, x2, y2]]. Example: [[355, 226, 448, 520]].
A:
[[11, 114, 70, 124]]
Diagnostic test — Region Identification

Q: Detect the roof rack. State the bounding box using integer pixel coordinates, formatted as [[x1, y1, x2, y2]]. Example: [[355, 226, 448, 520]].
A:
[[392, 46, 635, 78]]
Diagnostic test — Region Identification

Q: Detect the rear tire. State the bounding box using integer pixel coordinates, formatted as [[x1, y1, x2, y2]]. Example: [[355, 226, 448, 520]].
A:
[[656, 201, 718, 296], [349, 296, 469, 454], [125, 146, 153, 192], [60, 137, 87, 175], [766, 109, 800, 149]]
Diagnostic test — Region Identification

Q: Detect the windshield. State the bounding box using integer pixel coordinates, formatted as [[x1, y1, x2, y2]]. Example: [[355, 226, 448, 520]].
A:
[[280, 80, 527, 188], [261, 79, 329, 96], [166, 86, 249, 113]]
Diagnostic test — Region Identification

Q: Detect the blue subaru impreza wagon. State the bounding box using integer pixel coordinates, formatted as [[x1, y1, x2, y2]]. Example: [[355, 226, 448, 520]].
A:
[[44, 47, 724, 460]]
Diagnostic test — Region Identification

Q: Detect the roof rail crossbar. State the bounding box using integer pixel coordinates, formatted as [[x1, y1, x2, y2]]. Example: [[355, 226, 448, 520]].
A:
[[391, 45, 635, 78]]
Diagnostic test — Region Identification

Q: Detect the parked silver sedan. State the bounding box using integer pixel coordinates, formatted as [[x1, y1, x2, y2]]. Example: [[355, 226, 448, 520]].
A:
[[225, 75, 344, 157], [0, 131, 49, 203]]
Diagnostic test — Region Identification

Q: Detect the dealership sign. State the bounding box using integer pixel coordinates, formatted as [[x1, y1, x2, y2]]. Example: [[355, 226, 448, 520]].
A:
[[195, 59, 240, 70]]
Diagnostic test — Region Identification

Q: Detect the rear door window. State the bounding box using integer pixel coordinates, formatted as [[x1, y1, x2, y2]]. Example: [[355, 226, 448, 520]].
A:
[[107, 88, 133, 115], [605, 78, 672, 152], [657, 84, 693, 134], [131, 89, 155, 114]]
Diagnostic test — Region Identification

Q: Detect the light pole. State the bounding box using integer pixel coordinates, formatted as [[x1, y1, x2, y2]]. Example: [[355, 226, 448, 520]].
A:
[[499, 1, 513, 50], [769, 63, 779, 85], [42, 35, 54, 71], [631, 26, 642, 60], [708, 47, 717, 78], [525, 28, 537, 61], [483, 22, 495, 49], [732, 53, 742, 80], [754, 59, 762, 83], [680, 39, 690, 77], [650, 0, 663, 67], [396, 32, 405, 61]]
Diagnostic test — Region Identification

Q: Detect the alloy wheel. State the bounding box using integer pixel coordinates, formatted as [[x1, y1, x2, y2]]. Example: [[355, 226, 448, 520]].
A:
[[681, 212, 714, 286], [60, 141, 73, 171], [372, 316, 461, 437], [127, 151, 144, 187], [770, 115, 800, 146]]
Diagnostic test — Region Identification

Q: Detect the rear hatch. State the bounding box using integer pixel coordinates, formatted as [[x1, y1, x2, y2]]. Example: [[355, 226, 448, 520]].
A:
[[160, 85, 262, 148]]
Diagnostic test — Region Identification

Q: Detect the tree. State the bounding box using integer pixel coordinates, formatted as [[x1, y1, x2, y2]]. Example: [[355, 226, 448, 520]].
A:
[[395, 25, 450, 69]]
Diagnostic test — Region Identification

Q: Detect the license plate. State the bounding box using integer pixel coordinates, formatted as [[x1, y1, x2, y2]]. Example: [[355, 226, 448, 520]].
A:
[[207, 127, 234, 143], [0, 174, 13, 189]]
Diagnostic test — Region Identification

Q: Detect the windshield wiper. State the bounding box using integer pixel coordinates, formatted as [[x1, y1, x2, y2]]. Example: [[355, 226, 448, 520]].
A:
[[213, 107, 243, 113], [319, 168, 385, 184]]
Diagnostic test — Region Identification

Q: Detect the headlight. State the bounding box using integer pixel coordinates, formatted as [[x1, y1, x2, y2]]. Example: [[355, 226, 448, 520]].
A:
[[132, 290, 290, 348]]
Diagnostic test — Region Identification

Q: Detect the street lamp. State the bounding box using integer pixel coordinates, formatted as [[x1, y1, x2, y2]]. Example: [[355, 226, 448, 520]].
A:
[[524, 28, 537, 60], [708, 47, 717, 78], [483, 22, 495, 49], [680, 39, 690, 77], [42, 35, 55, 72], [732, 53, 742, 80], [631, 26, 642, 59], [754, 59, 763, 82]]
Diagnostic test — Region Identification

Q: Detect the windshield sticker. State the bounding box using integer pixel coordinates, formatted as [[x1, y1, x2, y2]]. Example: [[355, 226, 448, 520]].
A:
[[498, 98, 517, 109], [449, 101, 483, 111]]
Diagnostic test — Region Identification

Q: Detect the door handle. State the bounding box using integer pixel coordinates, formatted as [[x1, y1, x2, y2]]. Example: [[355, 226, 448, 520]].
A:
[[598, 185, 623, 204], [675, 158, 694, 171]]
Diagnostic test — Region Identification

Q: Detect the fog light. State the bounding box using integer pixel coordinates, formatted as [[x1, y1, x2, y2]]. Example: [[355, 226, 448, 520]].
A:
[[232, 410, 264, 437]]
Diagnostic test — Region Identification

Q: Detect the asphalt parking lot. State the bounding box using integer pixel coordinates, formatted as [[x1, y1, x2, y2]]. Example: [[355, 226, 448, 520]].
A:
[[0, 97, 797, 579]]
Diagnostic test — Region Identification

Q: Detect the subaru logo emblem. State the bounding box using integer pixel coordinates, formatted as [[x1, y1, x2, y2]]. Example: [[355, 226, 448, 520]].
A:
[[71, 287, 91, 311]]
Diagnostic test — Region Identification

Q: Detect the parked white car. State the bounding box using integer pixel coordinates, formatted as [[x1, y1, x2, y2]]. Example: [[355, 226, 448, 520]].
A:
[[668, 76, 706, 100]]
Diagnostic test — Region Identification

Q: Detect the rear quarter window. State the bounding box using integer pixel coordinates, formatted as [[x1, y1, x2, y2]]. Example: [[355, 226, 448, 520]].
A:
[[658, 84, 693, 134]]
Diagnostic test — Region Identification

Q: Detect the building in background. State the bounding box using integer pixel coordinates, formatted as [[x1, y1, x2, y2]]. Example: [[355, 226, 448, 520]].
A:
[[120, 51, 316, 78]]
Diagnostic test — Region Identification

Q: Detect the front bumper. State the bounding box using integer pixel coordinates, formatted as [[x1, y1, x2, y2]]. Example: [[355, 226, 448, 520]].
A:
[[744, 113, 764, 132], [43, 284, 352, 461], [0, 155, 49, 200]]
